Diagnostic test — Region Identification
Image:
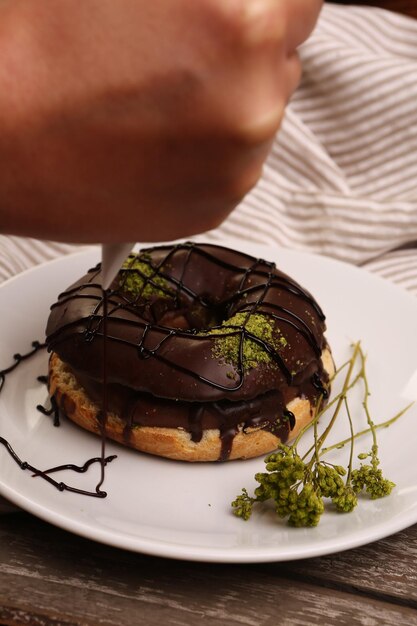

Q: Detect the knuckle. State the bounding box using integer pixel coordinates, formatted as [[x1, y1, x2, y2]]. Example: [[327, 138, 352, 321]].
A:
[[213, 0, 285, 46], [231, 103, 285, 148]]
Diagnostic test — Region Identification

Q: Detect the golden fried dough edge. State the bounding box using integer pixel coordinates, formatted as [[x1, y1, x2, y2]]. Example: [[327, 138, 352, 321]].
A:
[[48, 349, 334, 462]]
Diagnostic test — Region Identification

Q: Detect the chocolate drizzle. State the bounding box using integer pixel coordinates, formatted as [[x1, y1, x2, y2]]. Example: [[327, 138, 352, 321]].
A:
[[37, 396, 60, 426], [0, 341, 115, 497], [96, 288, 109, 493], [0, 341, 45, 391], [46, 242, 330, 461], [312, 372, 329, 399]]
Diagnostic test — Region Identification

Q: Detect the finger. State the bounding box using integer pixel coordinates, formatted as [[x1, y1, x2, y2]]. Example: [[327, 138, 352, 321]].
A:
[[225, 0, 322, 51], [281, 0, 323, 52], [283, 51, 302, 101]]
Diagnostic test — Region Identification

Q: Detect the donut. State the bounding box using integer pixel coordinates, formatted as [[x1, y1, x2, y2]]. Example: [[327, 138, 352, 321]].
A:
[[45, 242, 334, 461]]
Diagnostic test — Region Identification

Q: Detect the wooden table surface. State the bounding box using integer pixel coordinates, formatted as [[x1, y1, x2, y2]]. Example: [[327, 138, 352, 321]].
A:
[[0, 512, 416, 625], [1, 2, 417, 625]]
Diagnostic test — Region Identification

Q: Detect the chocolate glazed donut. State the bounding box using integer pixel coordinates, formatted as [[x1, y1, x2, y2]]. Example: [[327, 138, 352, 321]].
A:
[[46, 242, 334, 462]]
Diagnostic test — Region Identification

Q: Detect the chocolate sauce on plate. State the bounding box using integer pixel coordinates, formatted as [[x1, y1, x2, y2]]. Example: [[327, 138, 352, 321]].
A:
[[0, 340, 115, 497]]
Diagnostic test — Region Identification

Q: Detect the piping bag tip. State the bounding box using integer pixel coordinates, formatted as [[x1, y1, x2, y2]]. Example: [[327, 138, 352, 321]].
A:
[[101, 243, 135, 291]]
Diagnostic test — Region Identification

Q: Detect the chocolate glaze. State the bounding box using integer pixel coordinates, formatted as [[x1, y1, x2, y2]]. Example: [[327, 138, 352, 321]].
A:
[[71, 367, 313, 454], [46, 242, 330, 461]]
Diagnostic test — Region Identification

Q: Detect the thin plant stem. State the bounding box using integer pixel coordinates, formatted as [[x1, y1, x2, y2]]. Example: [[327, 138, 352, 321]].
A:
[[344, 397, 355, 483], [300, 342, 361, 463], [321, 403, 413, 455]]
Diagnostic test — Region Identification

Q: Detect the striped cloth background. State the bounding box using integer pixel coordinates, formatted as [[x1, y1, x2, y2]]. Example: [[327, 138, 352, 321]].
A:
[[0, 3, 416, 295]]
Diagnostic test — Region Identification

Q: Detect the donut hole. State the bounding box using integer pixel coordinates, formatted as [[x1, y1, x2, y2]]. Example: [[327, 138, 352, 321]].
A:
[[138, 290, 229, 333]]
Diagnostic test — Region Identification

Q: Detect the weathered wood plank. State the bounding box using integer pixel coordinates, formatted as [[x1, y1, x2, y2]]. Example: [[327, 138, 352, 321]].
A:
[[0, 514, 417, 626], [276, 523, 417, 605], [0, 606, 81, 626], [1, 563, 417, 626]]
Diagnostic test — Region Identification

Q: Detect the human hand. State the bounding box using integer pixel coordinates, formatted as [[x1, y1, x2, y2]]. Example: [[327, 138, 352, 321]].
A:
[[0, 0, 322, 243]]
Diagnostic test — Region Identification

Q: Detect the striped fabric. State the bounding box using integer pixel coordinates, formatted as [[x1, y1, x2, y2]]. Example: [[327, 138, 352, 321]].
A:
[[0, 3, 416, 295], [205, 3, 417, 295]]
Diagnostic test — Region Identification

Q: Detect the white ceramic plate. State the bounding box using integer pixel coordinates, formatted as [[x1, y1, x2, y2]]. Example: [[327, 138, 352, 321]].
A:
[[0, 242, 416, 563]]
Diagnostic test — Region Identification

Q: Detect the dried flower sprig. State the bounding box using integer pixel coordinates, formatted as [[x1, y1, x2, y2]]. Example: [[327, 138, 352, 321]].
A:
[[232, 342, 413, 527]]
